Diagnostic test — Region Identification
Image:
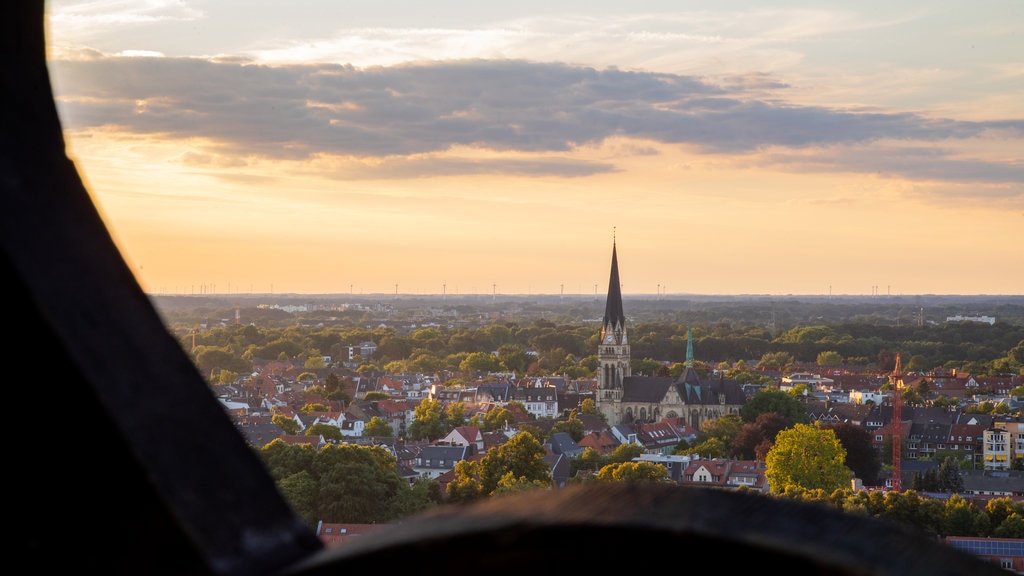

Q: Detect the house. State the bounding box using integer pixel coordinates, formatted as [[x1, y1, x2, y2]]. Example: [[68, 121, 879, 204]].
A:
[[781, 372, 834, 392], [439, 426, 484, 453], [413, 444, 471, 479], [544, 452, 572, 488], [633, 453, 696, 482], [680, 458, 769, 493], [545, 431, 584, 459], [512, 384, 559, 419], [315, 522, 391, 548], [577, 429, 620, 455], [945, 537, 1023, 574]]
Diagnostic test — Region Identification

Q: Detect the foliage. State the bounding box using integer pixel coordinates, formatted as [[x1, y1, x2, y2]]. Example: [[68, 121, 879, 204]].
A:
[[740, 388, 810, 424], [363, 416, 394, 437], [550, 409, 585, 442], [408, 397, 449, 440], [826, 422, 882, 485], [479, 432, 552, 495], [816, 350, 843, 367], [257, 440, 433, 525], [305, 423, 341, 441], [594, 461, 670, 483], [765, 423, 850, 493], [272, 413, 300, 435]]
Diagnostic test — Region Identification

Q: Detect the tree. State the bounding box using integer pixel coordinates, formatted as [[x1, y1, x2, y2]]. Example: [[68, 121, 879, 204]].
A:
[[497, 343, 531, 375], [272, 413, 300, 435], [607, 442, 644, 463], [305, 422, 341, 442], [756, 351, 794, 372], [323, 372, 352, 404], [765, 423, 851, 494], [827, 422, 882, 485], [731, 412, 789, 460], [479, 431, 552, 495], [446, 460, 486, 504], [312, 444, 403, 523], [551, 409, 585, 442], [278, 470, 318, 526], [740, 388, 809, 424], [936, 456, 965, 493], [482, 406, 515, 431], [407, 397, 449, 441], [363, 416, 394, 437], [816, 350, 843, 367], [595, 461, 670, 483], [905, 354, 930, 373], [459, 351, 502, 373]]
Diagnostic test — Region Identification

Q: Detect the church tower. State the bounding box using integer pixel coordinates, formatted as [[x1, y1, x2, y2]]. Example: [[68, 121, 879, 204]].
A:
[[596, 236, 629, 424]]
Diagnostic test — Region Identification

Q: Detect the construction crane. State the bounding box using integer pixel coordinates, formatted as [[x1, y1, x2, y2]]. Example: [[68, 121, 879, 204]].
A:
[[891, 352, 904, 491]]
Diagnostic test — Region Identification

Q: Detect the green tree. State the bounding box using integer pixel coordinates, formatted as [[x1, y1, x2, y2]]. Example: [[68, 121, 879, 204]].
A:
[[497, 343, 531, 375], [459, 351, 502, 373], [816, 350, 843, 367], [740, 388, 810, 424], [278, 470, 318, 525], [305, 422, 341, 442], [551, 409, 585, 442], [479, 431, 552, 495], [756, 351, 795, 372], [607, 442, 644, 463], [363, 416, 394, 437], [936, 456, 965, 493], [595, 461, 670, 483], [686, 437, 729, 458], [313, 444, 403, 523], [407, 397, 449, 440], [944, 494, 985, 536], [905, 354, 930, 373], [765, 423, 851, 494], [363, 391, 389, 401], [446, 460, 486, 504], [387, 477, 441, 519], [483, 406, 515, 432], [994, 514, 1024, 538], [272, 413, 300, 435]]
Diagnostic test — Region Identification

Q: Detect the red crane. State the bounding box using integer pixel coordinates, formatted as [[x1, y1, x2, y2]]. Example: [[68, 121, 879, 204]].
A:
[[891, 352, 904, 491]]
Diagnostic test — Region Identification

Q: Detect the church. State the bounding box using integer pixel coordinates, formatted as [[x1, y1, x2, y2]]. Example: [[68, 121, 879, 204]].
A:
[[594, 239, 747, 429]]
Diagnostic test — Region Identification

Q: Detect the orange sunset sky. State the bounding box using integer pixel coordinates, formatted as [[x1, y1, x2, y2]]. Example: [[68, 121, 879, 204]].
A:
[[44, 1, 1023, 296]]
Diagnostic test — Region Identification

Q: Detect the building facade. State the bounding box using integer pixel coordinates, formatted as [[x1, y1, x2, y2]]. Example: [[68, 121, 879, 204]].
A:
[[594, 239, 746, 428]]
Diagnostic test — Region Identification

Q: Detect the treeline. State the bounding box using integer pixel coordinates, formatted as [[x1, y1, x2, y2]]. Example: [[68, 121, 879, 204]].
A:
[[176, 311, 1024, 383]]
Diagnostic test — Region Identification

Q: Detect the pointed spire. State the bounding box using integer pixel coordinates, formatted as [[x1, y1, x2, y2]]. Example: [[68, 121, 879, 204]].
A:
[[686, 323, 694, 368], [603, 234, 626, 331]]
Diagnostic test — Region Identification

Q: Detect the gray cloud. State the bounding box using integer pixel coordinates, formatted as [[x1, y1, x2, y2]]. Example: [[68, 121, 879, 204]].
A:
[[51, 56, 1023, 185]]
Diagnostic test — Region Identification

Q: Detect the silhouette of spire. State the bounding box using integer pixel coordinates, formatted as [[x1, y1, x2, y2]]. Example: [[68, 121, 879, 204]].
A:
[[603, 235, 625, 332]]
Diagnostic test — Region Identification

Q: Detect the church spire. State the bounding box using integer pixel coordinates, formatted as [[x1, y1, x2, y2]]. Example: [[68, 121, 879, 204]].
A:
[[686, 323, 694, 368], [602, 232, 626, 333]]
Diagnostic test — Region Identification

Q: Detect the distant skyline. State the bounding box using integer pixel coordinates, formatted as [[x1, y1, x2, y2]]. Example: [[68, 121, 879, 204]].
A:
[[45, 1, 1023, 296]]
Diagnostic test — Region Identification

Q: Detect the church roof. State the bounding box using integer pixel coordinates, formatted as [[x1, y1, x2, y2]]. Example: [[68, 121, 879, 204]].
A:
[[620, 372, 746, 405]]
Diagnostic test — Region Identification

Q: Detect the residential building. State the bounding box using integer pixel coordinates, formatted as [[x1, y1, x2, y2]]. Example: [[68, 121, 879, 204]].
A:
[[984, 426, 1014, 470]]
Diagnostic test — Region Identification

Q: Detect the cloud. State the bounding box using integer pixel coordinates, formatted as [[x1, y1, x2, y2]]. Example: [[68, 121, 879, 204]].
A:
[[50, 55, 1023, 186]]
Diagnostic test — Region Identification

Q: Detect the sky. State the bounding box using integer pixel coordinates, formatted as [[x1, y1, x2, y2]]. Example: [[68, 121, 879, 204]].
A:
[[44, 0, 1023, 297]]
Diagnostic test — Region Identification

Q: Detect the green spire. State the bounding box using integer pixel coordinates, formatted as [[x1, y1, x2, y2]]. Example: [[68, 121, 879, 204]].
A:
[[686, 323, 693, 368]]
